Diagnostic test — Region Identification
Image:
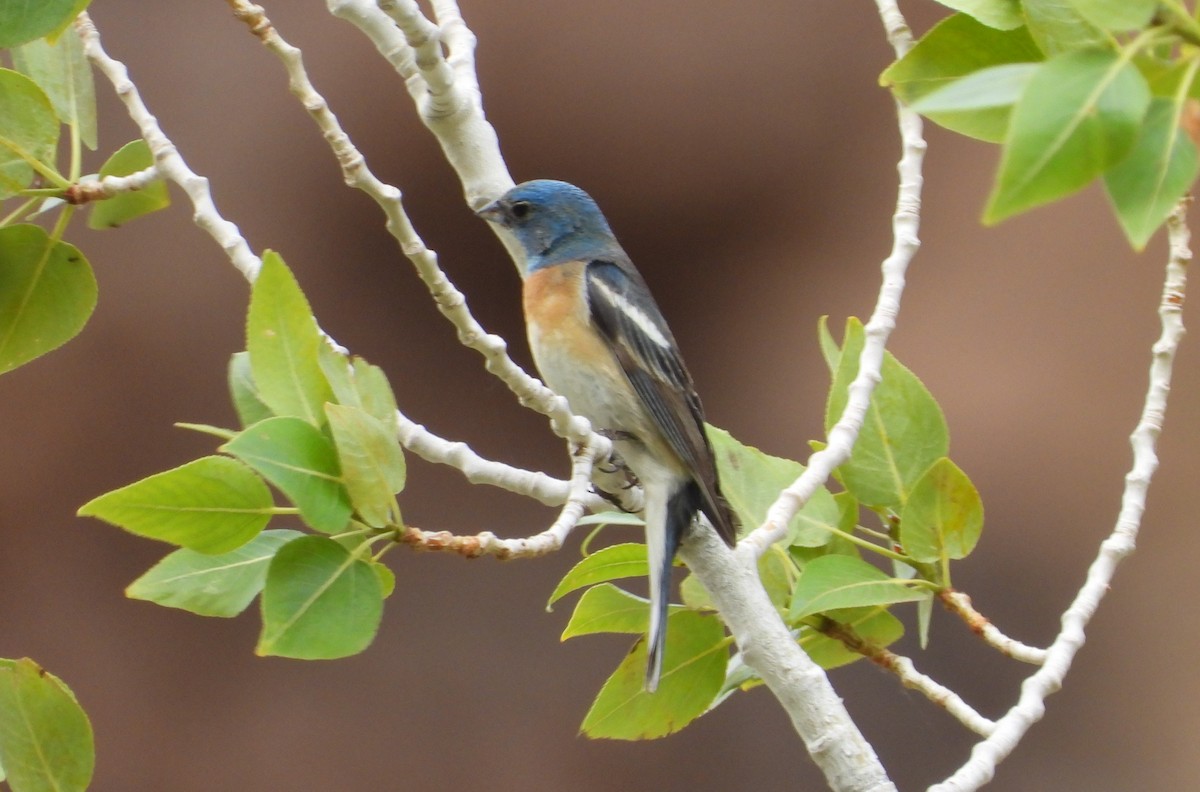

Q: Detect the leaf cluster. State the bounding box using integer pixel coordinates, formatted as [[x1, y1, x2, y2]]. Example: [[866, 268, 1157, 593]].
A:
[[883, 0, 1200, 248], [79, 253, 406, 661]]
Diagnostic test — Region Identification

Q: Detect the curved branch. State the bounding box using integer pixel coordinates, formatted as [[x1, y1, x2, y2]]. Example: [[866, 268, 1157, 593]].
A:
[[931, 202, 1192, 791], [398, 428, 610, 559], [76, 14, 262, 283]]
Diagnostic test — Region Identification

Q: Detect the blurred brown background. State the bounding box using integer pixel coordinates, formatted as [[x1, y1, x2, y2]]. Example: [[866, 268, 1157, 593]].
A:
[[2, 2, 1197, 790]]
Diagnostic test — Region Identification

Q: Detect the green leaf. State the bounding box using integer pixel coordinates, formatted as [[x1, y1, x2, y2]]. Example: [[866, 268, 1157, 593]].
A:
[[826, 318, 949, 509], [935, 0, 1023, 30], [0, 658, 93, 792], [881, 14, 1042, 141], [549, 544, 648, 607], [789, 555, 927, 621], [1022, 0, 1112, 55], [353, 358, 399, 433], [126, 529, 303, 617], [985, 49, 1151, 223], [1105, 97, 1200, 249], [758, 544, 796, 612], [0, 224, 96, 375], [86, 140, 170, 228], [79, 455, 272, 554], [257, 535, 383, 659], [917, 594, 934, 649], [174, 422, 237, 441], [0, 0, 89, 48], [221, 416, 352, 534], [1066, 0, 1156, 31], [373, 562, 396, 599], [325, 403, 405, 528], [246, 251, 333, 427], [580, 611, 726, 740], [318, 342, 359, 408], [799, 606, 905, 670], [0, 68, 59, 198], [562, 583, 667, 637], [317, 346, 399, 432], [909, 63, 1039, 143], [821, 491, 865, 560], [11, 30, 96, 150], [900, 458, 984, 565], [817, 315, 840, 372], [679, 571, 713, 611], [708, 426, 837, 546], [228, 351, 274, 427]]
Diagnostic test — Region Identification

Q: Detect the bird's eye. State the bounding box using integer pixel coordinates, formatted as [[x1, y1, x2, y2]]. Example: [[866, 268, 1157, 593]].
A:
[[510, 200, 532, 219]]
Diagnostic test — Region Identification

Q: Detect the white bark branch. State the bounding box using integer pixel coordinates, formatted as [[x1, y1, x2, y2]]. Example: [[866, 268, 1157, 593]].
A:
[[930, 201, 1192, 791], [889, 654, 995, 736], [747, 0, 923, 554], [395, 412, 570, 505], [76, 13, 262, 284], [682, 533, 897, 791], [396, 429, 610, 559], [327, 0, 513, 212], [817, 621, 996, 736]]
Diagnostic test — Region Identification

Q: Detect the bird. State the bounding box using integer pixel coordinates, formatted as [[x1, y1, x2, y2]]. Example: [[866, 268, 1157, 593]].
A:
[[477, 179, 738, 691]]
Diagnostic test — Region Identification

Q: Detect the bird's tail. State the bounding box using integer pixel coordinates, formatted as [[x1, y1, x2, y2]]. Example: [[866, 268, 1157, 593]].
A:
[[645, 480, 700, 692]]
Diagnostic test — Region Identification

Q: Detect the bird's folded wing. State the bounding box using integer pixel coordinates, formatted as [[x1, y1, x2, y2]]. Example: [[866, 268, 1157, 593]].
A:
[[585, 259, 737, 545]]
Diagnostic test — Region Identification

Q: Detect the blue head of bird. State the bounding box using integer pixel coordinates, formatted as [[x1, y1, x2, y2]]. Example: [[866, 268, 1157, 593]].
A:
[[477, 180, 618, 273]]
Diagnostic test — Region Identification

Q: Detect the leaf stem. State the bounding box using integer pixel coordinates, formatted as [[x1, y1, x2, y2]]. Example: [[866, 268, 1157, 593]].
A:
[[48, 203, 73, 246], [0, 196, 39, 226], [0, 133, 71, 189], [1160, 0, 1200, 47], [823, 522, 913, 565]]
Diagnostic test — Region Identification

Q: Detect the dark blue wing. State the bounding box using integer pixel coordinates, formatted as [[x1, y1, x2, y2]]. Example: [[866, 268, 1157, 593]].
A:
[[585, 258, 737, 546]]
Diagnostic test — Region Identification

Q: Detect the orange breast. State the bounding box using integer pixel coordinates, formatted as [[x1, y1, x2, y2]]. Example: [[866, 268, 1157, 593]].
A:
[[523, 261, 626, 402], [523, 262, 587, 331]]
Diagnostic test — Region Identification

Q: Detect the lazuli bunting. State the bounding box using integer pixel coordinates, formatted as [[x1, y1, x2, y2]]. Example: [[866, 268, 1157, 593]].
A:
[[478, 179, 738, 691]]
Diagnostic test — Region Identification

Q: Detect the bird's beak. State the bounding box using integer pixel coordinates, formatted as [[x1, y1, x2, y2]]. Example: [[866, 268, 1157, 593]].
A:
[[475, 199, 506, 225]]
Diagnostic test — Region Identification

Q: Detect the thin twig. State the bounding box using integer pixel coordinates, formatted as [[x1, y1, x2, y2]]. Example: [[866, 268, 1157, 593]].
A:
[[76, 13, 261, 283], [817, 620, 996, 737], [398, 426, 610, 558], [938, 590, 1048, 665]]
